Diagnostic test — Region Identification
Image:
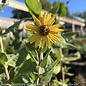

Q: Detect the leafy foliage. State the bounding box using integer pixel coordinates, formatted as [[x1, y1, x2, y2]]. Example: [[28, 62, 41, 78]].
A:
[[0, 0, 85, 86], [40, 0, 51, 11], [0, 0, 8, 12], [50, 0, 69, 17], [2, 0, 6, 3], [25, 0, 42, 15]]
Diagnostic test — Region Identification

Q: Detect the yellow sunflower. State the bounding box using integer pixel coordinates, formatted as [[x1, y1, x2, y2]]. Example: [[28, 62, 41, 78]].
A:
[[25, 13, 63, 48]]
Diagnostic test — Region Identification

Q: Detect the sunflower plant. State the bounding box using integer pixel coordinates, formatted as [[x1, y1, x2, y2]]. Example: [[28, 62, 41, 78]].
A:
[[24, 0, 65, 85], [0, 0, 74, 86]]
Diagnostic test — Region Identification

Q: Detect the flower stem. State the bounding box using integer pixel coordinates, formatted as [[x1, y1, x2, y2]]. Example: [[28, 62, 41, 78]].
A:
[[59, 48, 63, 58], [4, 66, 10, 81], [62, 67, 65, 84], [59, 48, 65, 84], [0, 37, 4, 52], [36, 53, 43, 85], [39, 52, 43, 60]]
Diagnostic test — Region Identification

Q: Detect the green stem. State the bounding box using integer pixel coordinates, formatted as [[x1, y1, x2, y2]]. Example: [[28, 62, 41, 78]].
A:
[[39, 53, 43, 60], [36, 52, 43, 85], [4, 66, 10, 81], [62, 67, 65, 84], [59, 48, 65, 84], [59, 48, 62, 58], [0, 37, 4, 52]]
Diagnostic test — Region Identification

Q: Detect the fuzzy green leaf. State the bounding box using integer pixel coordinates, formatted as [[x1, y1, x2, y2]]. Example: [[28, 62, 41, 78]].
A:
[[0, 52, 8, 66], [25, 0, 42, 14], [53, 63, 61, 74]]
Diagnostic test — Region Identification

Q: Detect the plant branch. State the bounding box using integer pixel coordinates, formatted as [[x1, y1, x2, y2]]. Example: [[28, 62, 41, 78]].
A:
[[59, 48, 65, 84], [59, 48, 63, 58], [36, 52, 43, 85], [0, 37, 4, 52], [4, 66, 10, 81], [62, 67, 65, 84], [64, 61, 86, 66]]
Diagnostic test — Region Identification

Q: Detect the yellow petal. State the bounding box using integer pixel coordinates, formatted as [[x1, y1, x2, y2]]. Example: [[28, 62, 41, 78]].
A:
[[35, 39, 40, 48], [41, 36, 46, 48], [33, 15, 41, 26], [43, 13, 47, 25], [46, 13, 52, 22], [49, 24, 64, 32], [47, 16, 55, 25], [46, 36, 51, 48], [29, 33, 41, 43], [50, 28, 64, 33], [39, 13, 44, 24], [53, 34, 62, 38], [48, 33, 60, 44], [41, 36, 51, 48], [25, 24, 38, 32], [50, 24, 62, 28]]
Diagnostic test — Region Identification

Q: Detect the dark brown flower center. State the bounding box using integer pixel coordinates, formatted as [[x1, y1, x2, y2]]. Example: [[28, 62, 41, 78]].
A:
[[39, 25, 50, 36]]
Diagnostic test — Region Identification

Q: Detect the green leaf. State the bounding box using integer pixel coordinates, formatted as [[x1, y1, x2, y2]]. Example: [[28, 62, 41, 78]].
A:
[[53, 37, 67, 48], [0, 52, 8, 66], [65, 73, 74, 76], [18, 59, 36, 74], [11, 59, 36, 82], [46, 57, 60, 73], [39, 58, 60, 84], [6, 54, 19, 67], [54, 37, 76, 49], [58, 3, 67, 16], [40, 56, 47, 68], [22, 72, 36, 83], [22, 76, 29, 83], [40, 69, 53, 85], [49, 0, 60, 14], [25, 0, 42, 15], [16, 42, 37, 66], [53, 63, 61, 74], [65, 78, 70, 84], [39, 67, 45, 74], [50, 50, 61, 61], [54, 80, 67, 86], [45, 55, 52, 68], [16, 46, 29, 66], [0, 73, 6, 81], [50, 1, 68, 17], [27, 72, 36, 82], [63, 32, 78, 43], [6, 46, 15, 54], [63, 52, 81, 62]]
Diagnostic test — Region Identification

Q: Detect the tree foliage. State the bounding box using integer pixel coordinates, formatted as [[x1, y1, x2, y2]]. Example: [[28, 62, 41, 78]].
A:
[[40, 0, 51, 11], [12, 9, 31, 19], [72, 11, 86, 20], [50, 1, 70, 17]]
